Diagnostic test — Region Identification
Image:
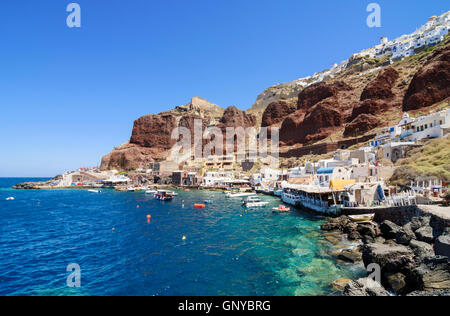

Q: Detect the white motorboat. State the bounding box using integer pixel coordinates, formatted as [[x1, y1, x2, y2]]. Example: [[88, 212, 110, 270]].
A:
[[6, 197, 15, 201], [127, 187, 136, 192], [88, 189, 101, 193], [145, 190, 157, 194], [242, 196, 269, 207], [167, 191, 178, 196], [226, 192, 257, 198]]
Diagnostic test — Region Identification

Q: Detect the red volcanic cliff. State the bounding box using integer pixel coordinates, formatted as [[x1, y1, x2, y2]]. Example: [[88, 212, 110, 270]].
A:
[[360, 67, 399, 101], [261, 101, 297, 127], [130, 114, 178, 149], [403, 44, 450, 111]]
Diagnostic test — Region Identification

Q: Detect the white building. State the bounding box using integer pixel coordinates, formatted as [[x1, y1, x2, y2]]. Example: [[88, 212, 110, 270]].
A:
[[410, 109, 450, 141]]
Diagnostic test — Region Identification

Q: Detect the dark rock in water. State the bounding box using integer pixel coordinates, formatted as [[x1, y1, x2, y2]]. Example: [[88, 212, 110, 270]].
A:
[[409, 217, 431, 232], [321, 216, 351, 232], [435, 234, 450, 259], [396, 224, 416, 245], [362, 243, 416, 274], [407, 289, 450, 296], [409, 239, 435, 264], [357, 222, 380, 239], [380, 220, 403, 240], [343, 278, 390, 296], [386, 272, 407, 295], [338, 250, 363, 263], [415, 226, 435, 243], [348, 231, 362, 241], [411, 256, 450, 292]]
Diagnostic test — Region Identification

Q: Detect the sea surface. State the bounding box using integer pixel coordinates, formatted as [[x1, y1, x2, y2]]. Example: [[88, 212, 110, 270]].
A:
[[0, 178, 365, 296]]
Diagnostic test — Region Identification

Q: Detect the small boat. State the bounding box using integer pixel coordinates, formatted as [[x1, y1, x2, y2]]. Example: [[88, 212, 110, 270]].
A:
[[194, 204, 206, 208], [88, 189, 101, 193], [226, 192, 256, 198], [145, 190, 157, 194], [127, 187, 136, 192], [242, 196, 269, 208], [167, 191, 178, 196], [204, 200, 213, 204], [349, 214, 375, 223], [274, 190, 283, 197], [154, 190, 174, 201], [272, 205, 290, 213], [6, 197, 15, 201]]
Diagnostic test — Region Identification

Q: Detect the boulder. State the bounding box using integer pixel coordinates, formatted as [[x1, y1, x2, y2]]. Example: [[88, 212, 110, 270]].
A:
[[395, 224, 416, 245], [338, 250, 363, 263], [357, 222, 381, 239], [435, 234, 450, 258], [343, 278, 390, 296], [415, 226, 435, 243], [130, 113, 178, 149], [386, 272, 407, 294], [409, 239, 435, 263], [409, 217, 431, 232], [407, 289, 450, 296], [332, 278, 352, 292], [321, 216, 351, 232], [362, 242, 416, 274], [380, 220, 403, 240], [218, 106, 256, 129], [411, 256, 450, 291]]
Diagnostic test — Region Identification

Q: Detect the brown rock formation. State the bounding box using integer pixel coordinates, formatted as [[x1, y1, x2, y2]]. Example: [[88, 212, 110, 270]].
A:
[[350, 99, 392, 121], [297, 81, 352, 110], [403, 44, 450, 111], [344, 114, 381, 138], [130, 114, 178, 149], [218, 106, 256, 129], [261, 101, 297, 127], [360, 67, 399, 101], [100, 144, 157, 171]]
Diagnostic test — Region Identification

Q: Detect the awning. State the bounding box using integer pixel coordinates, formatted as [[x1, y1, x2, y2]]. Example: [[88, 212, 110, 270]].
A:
[[329, 179, 356, 190]]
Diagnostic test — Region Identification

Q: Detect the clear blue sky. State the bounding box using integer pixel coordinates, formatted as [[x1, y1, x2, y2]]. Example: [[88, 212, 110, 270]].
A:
[[0, 0, 448, 177]]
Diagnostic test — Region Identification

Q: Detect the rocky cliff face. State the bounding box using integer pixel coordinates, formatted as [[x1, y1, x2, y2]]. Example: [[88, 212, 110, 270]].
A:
[[218, 106, 256, 129], [403, 45, 450, 111], [261, 101, 297, 127]]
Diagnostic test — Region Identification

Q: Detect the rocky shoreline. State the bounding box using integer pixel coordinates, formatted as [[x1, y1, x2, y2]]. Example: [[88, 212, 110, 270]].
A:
[[322, 215, 450, 296]]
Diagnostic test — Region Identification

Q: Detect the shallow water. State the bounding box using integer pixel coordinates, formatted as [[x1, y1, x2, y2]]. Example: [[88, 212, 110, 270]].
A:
[[0, 178, 365, 296]]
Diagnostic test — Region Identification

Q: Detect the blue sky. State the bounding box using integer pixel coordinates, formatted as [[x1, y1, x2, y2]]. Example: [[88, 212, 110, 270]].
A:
[[0, 0, 448, 177]]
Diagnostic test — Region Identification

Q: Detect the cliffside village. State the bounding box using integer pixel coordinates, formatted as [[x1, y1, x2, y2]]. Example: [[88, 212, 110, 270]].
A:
[[18, 108, 449, 216]]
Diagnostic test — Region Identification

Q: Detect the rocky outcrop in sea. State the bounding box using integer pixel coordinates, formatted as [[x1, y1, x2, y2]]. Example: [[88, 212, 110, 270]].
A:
[[322, 215, 450, 296]]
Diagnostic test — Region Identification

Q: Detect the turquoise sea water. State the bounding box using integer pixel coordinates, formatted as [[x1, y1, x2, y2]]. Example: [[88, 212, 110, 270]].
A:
[[0, 178, 365, 296]]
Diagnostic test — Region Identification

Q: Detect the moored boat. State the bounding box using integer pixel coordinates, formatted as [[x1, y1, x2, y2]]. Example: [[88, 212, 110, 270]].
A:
[[242, 196, 269, 208], [226, 192, 256, 198], [154, 190, 174, 201], [272, 205, 290, 213], [88, 189, 101, 193], [348, 214, 375, 223]]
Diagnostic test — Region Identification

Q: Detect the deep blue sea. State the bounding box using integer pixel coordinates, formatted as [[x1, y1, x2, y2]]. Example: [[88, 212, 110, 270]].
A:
[[0, 178, 365, 296]]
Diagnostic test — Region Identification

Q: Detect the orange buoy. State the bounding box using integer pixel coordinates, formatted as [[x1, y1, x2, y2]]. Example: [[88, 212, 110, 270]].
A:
[[137, 205, 140, 209], [194, 204, 206, 209], [147, 215, 151, 219]]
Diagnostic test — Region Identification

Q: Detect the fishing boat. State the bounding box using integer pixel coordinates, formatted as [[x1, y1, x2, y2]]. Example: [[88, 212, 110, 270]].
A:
[[272, 205, 290, 213], [167, 191, 178, 196], [226, 192, 256, 198], [145, 190, 157, 194], [6, 197, 15, 201], [348, 214, 375, 223], [127, 187, 136, 192], [242, 196, 269, 208], [154, 190, 174, 201], [88, 189, 101, 193]]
